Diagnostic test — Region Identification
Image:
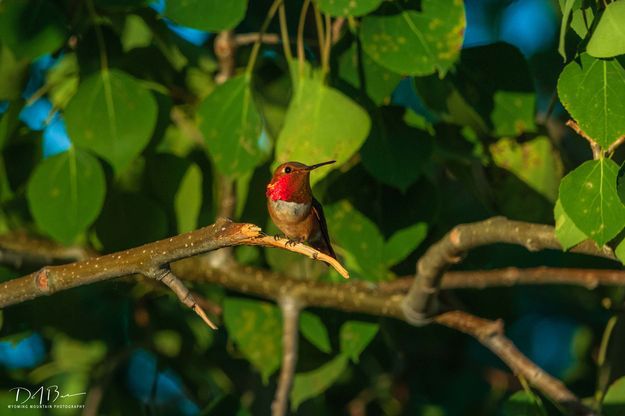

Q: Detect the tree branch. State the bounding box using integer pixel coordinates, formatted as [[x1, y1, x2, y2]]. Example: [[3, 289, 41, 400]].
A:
[[272, 295, 301, 416], [401, 217, 615, 325], [566, 119, 602, 159], [214, 30, 236, 85], [173, 259, 595, 415]]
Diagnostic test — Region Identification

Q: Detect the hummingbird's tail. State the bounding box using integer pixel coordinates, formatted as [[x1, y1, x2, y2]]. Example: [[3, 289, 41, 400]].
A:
[[310, 237, 337, 260]]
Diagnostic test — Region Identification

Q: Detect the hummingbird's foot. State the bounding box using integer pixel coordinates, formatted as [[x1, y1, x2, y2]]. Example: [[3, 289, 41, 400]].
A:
[[312, 252, 318, 260], [273, 234, 284, 241], [285, 238, 302, 248]]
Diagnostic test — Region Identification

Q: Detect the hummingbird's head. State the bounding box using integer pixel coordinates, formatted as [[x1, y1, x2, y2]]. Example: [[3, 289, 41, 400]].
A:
[[266, 160, 335, 202]]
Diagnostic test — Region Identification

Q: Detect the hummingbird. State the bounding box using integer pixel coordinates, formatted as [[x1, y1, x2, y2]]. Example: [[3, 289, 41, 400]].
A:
[[266, 160, 336, 259]]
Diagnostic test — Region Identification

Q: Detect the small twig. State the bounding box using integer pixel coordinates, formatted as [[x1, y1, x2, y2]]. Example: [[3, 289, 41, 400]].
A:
[[247, 234, 350, 278], [331, 17, 345, 44], [272, 296, 302, 416], [235, 32, 280, 46], [214, 31, 236, 84], [148, 267, 218, 329], [297, 0, 311, 76], [607, 134, 625, 155], [278, 3, 294, 62], [566, 119, 602, 159]]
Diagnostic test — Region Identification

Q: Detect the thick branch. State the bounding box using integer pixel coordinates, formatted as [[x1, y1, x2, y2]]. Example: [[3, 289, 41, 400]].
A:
[[0, 219, 348, 308], [401, 217, 616, 325], [0, 231, 91, 268], [272, 296, 301, 416]]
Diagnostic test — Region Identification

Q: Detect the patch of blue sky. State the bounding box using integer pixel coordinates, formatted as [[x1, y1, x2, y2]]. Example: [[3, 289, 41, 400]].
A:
[[0, 333, 46, 370]]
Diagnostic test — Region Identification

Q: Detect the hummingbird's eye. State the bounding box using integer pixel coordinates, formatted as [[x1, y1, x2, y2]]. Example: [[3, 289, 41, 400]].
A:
[[284, 167, 292, 174]]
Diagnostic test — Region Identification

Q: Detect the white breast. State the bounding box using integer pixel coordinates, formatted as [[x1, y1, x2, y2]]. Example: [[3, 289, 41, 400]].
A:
[[269, 199, 311, 224]]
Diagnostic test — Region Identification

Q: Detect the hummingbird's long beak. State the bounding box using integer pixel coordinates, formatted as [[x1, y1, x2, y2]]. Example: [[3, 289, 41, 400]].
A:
[[305, 160, 336, 171]]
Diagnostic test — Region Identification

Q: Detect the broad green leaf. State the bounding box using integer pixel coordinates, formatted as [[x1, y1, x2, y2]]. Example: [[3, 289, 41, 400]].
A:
[[51, 335, 106, 372], [554, 199, 586, 251], [603, 376, 625, 416], [559, 159, 625, 246], [174, 163, 202, 233], [300, 312, 331, 354], [0, 0, 67, 59], [290, 355, 348, 410], [27, 150, 105, 244], [570, 5, 594, 38], [165, 0, 247, 31], [317, 0, 382, 17], [360, 0, 465, 76], [95, 192, 168, 251], [340, 320, 378, 363], [502, 390, 545, 416], [326, 201, 387, 280], [275, 76, 370, 185], [65, 69, 157, 173], [0, 44, 28, 100], [45, 53, 78, 110], [121, 14, 153, 52], [587, 1, 625, 58], [383, 222, 428, 267], [198, 74, 267, 178], [558, 54, 625, 149], [154, 330, 182, 357], [361, 106, 433, 191], [490, 137, 562, 202], [337, 41, 402, 104], [223, 297, 282, 384]]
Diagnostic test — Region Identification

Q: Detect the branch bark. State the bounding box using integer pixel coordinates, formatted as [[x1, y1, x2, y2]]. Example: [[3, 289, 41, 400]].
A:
[[401, 217, 615, 325], [272, 295, 301, 416]]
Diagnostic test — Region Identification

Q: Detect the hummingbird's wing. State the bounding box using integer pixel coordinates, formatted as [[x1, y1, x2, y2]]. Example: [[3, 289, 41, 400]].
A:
[[311, 198, 337, 259]]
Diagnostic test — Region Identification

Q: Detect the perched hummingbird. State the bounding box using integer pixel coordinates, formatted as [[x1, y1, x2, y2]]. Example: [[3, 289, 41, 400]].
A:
[[266, 161, 336, 259]]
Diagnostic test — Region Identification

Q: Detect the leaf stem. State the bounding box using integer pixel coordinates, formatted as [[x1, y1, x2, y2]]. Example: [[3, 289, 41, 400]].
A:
[[313, 3, 325, 61], [246, 0, 283, 76], [278, 3, 293, 63], [322, 13, 332, 78], [85, 0, 108, 72], [297, 0, 312, 78]]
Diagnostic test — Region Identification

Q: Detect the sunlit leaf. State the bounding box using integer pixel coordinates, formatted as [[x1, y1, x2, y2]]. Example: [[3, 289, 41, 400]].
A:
[[198, 74, 267, 178], [558, 54, 625, 149], [290, 355, 348, 410], [559, 159, 625, 246], [604, 376, 625, 416], [174, 163, 202, 233], [587, 1, 625, 58], [360, 0, 465, 76], [340, 320, 378, 363], [27, 149, 105, 244], [275, 75, 370, 185], [223, 297, 282, 384], [65, 69, 158, 173], [383, 222, 428, 267], [502, 390, 545, 416], [300, 312, 331, 354], [554, 199, 586, 251], [0, 44, 28, 100]]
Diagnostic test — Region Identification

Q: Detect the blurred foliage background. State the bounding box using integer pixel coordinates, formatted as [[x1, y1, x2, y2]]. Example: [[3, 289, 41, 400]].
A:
[[1, 0, 625, 414]]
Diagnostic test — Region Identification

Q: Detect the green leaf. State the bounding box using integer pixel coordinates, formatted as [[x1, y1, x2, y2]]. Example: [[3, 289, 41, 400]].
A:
[[502, 391, 545, 416], [361, 106, 432, 191], [275, 76, 370, 185], [559, 159, 625, 246], [326, 201, 387, 280], [165, 0, 247, 31], [0, 100, 23, 149], [174, 163, 202, 233], [383, 222, 428, 267], [223, 297, 282, 384], [360, 0, 465, 76], [490, 137, 562, 202], [558, 54, 625, 149], [558, 0, 576, 60], [290, 355, 348, 410], [121, 14, 153, 52], [27, 150, 106, 244], [154, 330, 182, 357], [337, 40, 402, 104], [554, 199, 586, 251], [0, 0, 67, 59], [317, 0, 382, 17], [65, 69, 158, 173], [0, 43, 29, 100], [198, 74, 267, 178], [340, 320, 378, 363], [587, 1, 625, 58], [603, 376, 625, 416], [300, 312, 332, 354]]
